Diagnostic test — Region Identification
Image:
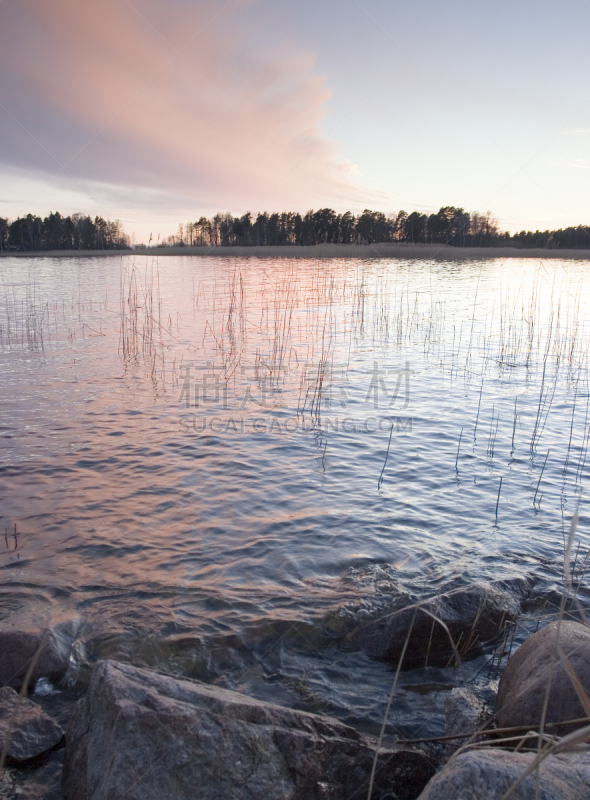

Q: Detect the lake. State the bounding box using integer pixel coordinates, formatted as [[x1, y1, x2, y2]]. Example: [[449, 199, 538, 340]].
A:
[[1, 254, 589, 738]]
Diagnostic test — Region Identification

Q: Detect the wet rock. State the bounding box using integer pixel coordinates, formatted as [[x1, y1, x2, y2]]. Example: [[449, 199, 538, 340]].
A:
[[12, 753, 64, 800], [444, 687, 492, 740], [496, 620, 590, 735], [0, 769, 15, 800], [0, 687, 63, 764], [345, 578, 532, 668], [0, 599, 80, 691], [63, 660, 438, 800], [477, 682, 499, 708], [417, 748, 590, 799]]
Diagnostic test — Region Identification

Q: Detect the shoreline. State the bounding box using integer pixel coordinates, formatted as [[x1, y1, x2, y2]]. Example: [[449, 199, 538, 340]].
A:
[[3, 242, 590, 260], [1, 576, 584, 800]]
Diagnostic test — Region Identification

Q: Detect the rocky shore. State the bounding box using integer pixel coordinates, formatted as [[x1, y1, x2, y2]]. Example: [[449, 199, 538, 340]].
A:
[[2, 578, 590, 799]]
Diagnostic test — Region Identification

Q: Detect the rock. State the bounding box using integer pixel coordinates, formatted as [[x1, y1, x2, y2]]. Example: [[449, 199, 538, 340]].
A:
[[345, 578, 532, 668], [12, 754, 64, 800], [476, 682, 499, 708], [0, 598, 80, 691], [417, 748, 590, 799], [444, 687, 492, 740], [0, 769, 15, 800], [0, 686, 63, 764], [496, 620, 590, 735], [63, 660, 438, 800]]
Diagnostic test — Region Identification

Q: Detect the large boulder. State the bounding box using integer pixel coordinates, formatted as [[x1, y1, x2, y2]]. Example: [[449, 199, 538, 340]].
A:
[[496, 620, 590, 735], [417, 748, 590, 799], [345, 578, 532, 668], [0, 596, 80, 691], [0, 686, 63, 764], [63, 660, 437, 800]]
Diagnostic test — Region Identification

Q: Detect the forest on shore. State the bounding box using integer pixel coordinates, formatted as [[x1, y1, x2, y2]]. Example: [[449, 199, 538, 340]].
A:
[[2, 207, 590, 251], [0, 212, 130, 251]]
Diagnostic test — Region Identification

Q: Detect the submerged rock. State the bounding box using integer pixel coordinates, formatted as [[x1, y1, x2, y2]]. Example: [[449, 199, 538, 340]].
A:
[[496, 619, 590, 735], [317, 563, 412, 639], [0, 598, 80, 691], [63, 660, 438, 800], [417, 748, 590, 799], [345, 578, 532, 668], [0, 687, 63, 764]]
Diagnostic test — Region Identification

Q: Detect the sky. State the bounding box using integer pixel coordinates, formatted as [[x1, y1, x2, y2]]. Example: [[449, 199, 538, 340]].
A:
[[1, 0, 589, 243]]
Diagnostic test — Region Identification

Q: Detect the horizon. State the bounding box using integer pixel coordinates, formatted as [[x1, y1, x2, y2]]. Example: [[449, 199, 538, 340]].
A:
[[4, 205, 590, 253]]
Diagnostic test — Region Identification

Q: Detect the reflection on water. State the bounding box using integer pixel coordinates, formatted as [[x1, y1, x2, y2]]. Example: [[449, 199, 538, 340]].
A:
[[0, 254, 589, 733]]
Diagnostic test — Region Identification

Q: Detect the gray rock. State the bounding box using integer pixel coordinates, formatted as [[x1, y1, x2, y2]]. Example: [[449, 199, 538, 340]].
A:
[[444, 687, 491, 739], [63, 660, 437, 800], [496, 619, 590, 735], [0, 686, 63, 764], [0, 599, 80, 691], [418, 748, 590, 799], [476, 682, 499, 708], [0, 769, 15, 800], [345, 578, 532, 668]]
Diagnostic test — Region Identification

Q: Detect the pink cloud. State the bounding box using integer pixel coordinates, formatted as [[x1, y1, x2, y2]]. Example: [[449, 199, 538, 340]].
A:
[[0, 0, 381, 216]]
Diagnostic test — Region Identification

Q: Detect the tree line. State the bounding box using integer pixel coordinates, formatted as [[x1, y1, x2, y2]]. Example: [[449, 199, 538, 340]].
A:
[[2, 207, 590, 251], [165, 208, 590, 250], [166, 208, 502, 248], [0, 212, 130, 251]]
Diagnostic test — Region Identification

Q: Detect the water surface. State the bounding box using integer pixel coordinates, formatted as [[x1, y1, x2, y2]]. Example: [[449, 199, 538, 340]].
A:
[[1, 255, 589, 736]]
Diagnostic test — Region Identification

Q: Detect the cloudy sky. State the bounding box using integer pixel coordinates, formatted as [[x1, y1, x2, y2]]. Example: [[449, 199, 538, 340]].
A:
[[1, 0, 589, 242]]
